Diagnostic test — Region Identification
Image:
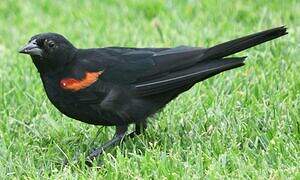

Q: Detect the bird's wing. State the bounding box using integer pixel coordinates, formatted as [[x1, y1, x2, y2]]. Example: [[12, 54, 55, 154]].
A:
[[98, 46, 207, 84], [124, 27, 287, 96], [74, 46, 207, 91], [76, 46, 244, 97], [78, 26, 287, 97], [133, 57, 246, 96]]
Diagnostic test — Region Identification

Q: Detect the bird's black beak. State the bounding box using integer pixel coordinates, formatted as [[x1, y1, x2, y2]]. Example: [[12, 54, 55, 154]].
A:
[[19, 39, 43, 56]]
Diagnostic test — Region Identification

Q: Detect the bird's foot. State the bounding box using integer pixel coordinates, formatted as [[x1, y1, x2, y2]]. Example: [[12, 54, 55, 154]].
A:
[[85, 130, 143, 166], [85, 125, 128, 166], [82, 122, 146, 167]]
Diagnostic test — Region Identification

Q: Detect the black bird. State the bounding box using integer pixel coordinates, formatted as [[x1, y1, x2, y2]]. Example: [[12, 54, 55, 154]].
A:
[[19, 26, 287, 164]]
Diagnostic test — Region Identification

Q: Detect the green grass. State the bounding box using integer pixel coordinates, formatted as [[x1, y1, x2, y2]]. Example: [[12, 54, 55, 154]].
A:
[[0, 0, 299, 179]]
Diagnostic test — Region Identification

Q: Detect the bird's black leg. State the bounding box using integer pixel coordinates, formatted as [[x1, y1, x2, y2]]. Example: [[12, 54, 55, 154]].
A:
[[86, 122, 147, 166], [86, 125, 128, 165], [129, 121, 148, 137]]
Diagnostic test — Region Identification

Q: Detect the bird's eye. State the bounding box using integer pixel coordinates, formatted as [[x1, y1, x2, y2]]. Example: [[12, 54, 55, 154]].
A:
[[48, 41, 55, 47]]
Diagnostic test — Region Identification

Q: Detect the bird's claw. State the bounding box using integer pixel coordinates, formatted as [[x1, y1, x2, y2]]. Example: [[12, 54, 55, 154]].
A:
[[85, 148, 104, 166]]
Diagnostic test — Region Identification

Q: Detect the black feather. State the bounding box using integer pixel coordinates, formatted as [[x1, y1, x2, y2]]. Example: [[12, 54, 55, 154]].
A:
[[135, 57, 246, 96], [202, 26, 288, 60], [134, 26, 287, 96]]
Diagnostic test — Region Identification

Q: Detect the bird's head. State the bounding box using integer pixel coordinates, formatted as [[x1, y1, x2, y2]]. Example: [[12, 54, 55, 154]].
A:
[[19, 33, 77, 73]]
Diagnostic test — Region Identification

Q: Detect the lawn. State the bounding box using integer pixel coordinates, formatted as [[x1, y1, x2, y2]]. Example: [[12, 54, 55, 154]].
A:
[[0, 0, 299, 179]]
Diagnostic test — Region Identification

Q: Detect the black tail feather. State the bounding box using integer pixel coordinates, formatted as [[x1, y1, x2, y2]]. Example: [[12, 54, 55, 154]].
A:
[[202, 26, 288, 60], [134, 26, 287, 96]]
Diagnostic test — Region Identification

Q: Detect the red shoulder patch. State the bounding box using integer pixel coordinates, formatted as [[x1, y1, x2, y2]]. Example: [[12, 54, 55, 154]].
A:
[[60, 71, 102, 92]]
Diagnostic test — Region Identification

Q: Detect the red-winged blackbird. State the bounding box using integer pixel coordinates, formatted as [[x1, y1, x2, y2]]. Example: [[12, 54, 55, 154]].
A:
[[19, 26, 287, 164]]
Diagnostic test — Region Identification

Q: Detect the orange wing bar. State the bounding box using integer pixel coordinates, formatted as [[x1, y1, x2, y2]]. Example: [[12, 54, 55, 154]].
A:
[[60, 71, 102, 92]]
